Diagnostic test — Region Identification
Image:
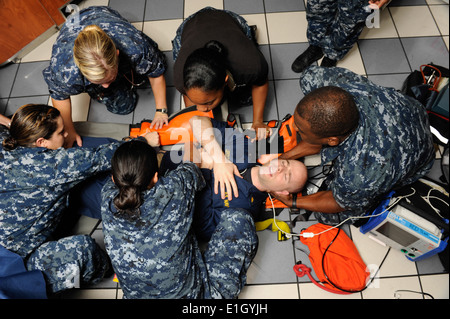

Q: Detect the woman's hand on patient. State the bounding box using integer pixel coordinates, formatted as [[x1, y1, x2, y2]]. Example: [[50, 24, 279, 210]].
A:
[[144, 131, 160, 147], [213, 159, 241, 201]]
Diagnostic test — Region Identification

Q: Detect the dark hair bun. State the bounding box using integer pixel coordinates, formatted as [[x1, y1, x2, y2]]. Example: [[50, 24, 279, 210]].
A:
[[204, 40, 227, 57], [2, 137, 18, 151]]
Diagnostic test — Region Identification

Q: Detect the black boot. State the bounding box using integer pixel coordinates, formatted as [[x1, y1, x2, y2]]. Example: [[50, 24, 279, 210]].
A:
[[320, 57, 337, 68], [291, 45, 323, 73]]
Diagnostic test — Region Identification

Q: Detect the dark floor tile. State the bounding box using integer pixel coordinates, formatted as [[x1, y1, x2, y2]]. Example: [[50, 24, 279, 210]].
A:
[[274, 79, 303, 118], [270, 43, 312, 80], [88, 99, 133, 124], [401, 37, 449, 70], [108, 0, 146, 22], [0, 62, 19, 99], [264, 0, 306, 13], [367, 73, 410, 91], [358, 38, 411, 75], [5, 95, 49, 116], [144, 0, 184, 21], [10, 61, 49, 98], [224, 0, 265, 14]]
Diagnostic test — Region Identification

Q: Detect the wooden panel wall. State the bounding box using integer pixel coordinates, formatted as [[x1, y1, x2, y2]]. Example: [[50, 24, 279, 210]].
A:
[[0, 0, 68, 64]]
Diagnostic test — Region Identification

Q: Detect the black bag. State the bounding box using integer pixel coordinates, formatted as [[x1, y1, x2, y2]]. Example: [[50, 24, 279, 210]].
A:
[[401, 63, 449, 109], [402, 63, 449, 146]]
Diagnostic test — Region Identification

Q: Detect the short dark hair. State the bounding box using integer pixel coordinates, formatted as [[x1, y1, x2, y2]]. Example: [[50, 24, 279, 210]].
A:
[[183, 40, 228, 92], [111, 140, 158, 221], [296, 86, 359, 138]]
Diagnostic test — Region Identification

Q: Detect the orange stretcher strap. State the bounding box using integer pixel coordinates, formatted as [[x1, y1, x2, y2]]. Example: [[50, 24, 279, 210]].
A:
[[130, 106, 214, 145]]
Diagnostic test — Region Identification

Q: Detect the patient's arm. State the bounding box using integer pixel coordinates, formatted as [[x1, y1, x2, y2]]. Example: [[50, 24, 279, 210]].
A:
[[189, 116, 241, 200]]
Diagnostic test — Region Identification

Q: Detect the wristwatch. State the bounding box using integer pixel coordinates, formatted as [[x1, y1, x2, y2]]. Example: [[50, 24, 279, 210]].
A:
[[292, 193, 298, 209], [155, 108, 168, 114]]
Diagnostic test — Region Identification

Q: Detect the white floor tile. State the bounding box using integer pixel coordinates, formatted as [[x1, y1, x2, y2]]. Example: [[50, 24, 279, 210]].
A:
[[390, 6, 441, 37], [48, 93, 91, 122], [132, 22, 143, 32], [362, 276, 423, 299], [334, 44, 366, 76], [266, 12, 308, 44], [298, 282, 362, 299], [143, 20, 183, 52], [359, 8, 398, 39], [184, 0, 223, 17], [21, 32, 58, 63], [429, 5, 449, 36], [420, 274, 450, 299], [242, 14, 269, 45], [78, 0, 109, 10], [239, 283, 299, 299]]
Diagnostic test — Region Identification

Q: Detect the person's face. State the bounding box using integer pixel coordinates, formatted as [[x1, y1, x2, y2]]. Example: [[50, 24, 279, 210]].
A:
[[40, 116, 67, 150], [258, 158, 307, 194], [184, 87, 225, 112], [293, 112, 325, 145]]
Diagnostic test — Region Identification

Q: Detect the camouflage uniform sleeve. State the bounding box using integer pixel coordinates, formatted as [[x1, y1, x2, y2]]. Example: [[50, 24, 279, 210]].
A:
[[133, 34, 167, 78], [300, 65, 371, 94], [330, 168, 381, 214], [42, 63, 86, 101], [143, 161, 206, 219], [167, 162, 206, 196], [3, 141, 121, 189], [51, 142, 122, 185]]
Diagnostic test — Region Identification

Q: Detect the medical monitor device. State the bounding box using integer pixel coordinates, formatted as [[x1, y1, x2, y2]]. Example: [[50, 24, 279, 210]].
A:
[[360, 181, 448, 262]]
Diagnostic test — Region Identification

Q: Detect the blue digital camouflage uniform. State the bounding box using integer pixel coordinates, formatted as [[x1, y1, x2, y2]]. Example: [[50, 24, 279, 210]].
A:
[[0, 125, 121, 293], [299, 66, 435, 225], [101, 162, 258, 299], [42, 6, 166, 114], [306, 0, 371, 61]]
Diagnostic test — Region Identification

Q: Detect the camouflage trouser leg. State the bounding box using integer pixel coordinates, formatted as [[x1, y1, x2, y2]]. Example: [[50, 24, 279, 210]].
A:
[[26, 235, 110, 294], [92, 86, 138, 115], [202, 208, 258, 299], [306, 0, 370, 60]]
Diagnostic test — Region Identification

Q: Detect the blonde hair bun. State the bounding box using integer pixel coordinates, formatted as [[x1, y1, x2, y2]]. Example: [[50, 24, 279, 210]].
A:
[[73, 25, 118, 83]]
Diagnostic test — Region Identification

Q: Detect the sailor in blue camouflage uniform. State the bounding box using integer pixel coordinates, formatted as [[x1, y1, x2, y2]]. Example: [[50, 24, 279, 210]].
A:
[[43, 6, 168, 148], [278, 66, 435, 225], [0, 124, 122, 294], [291, 0, 389, 72], [307, 0, 370, 61], [101, 151, 258, 299]]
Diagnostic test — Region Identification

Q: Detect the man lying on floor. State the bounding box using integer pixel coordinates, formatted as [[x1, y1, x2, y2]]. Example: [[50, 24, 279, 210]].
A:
[[160, 116, 308, 241]]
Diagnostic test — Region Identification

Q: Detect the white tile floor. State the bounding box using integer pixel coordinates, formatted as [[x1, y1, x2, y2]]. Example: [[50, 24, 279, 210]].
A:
[[0, 0, 448, 300]]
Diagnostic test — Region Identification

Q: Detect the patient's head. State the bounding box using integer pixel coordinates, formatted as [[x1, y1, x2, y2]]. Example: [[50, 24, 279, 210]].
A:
[[253, 158, 307, 194]]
